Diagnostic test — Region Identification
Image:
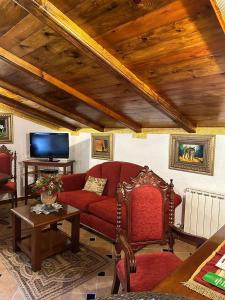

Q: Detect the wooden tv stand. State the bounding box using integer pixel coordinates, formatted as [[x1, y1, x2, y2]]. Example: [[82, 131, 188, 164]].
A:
[[23, 159, 75, 205]]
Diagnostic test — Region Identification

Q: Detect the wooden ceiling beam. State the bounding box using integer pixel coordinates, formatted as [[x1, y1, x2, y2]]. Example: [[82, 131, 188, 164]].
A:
[[12, 0, 195, 133], [210, 0, 225, 33], [0, 79, 104, 131], [0, 97, 77, 131], [0, 47, 141, 133]]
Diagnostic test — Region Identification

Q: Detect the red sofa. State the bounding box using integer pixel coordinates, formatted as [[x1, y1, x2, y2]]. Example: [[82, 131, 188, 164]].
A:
[[58, 161, 181, 240]]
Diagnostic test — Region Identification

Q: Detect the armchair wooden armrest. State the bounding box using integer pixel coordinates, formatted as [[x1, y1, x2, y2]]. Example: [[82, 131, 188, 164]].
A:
[[118, 231, 136, 273], [171, 225, 207, 248]]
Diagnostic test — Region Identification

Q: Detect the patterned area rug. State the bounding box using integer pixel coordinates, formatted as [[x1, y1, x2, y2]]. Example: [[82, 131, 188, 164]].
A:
[[0, 239, 110, 300], [0, 203, 111, 299]]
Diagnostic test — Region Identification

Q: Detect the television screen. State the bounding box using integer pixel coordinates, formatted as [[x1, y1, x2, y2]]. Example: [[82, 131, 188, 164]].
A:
[[30, 132, 69, 160]]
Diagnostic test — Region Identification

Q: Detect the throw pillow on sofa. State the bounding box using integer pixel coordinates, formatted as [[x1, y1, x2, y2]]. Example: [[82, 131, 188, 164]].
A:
[[83, 176, 107, 195]]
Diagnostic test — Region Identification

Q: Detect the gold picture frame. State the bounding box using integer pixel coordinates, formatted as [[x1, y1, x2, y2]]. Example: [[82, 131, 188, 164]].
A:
[[91, 133, 113, 160], [0, 113, 13, 143], [169, 135, 215, 176]]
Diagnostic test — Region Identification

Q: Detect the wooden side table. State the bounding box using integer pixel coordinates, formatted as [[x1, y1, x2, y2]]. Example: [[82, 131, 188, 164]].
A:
[[11, 204, 80, 271], [23, 159, 75, 204]]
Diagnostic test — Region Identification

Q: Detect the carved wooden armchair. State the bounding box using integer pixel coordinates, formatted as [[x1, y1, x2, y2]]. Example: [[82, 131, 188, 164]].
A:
[[111, 166, 182, 293], [0, 145, 17, 207]]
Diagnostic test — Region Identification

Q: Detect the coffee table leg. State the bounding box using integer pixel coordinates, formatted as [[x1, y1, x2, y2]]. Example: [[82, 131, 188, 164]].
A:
[[50, 222, 58, 230], [31, 227, 42, 271], [71, 214, 80, 253], [12, 214, 21, 252]]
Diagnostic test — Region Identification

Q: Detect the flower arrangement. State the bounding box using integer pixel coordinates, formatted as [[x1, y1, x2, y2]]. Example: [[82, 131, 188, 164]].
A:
[[33, 174, 63, 196]]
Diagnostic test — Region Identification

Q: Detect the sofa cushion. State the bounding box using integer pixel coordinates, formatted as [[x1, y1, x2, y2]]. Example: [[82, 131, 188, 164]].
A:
[[83, 176, 107, 195], [61, 173, 86, 191], [120, 162, 143, 183], [58, 190, 105, 211], [86, 162, 143, 197], [101, 162, 121, 196], [87, 197, 126, 228], [81, 213, 116, 240], [86, 165, 102, 181]]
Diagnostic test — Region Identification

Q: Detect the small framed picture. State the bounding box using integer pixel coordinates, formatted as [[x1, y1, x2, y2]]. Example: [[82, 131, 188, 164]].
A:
[[169, 135, 215, 176], [0, 114, 13, 143], [91, 134, 113, 160]]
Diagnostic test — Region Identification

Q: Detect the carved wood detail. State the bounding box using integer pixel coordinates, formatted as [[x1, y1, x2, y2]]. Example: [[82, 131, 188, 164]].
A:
[[113, 166, 178, 293], [116, 166, 176, 250], [0, 145, 11, 154]]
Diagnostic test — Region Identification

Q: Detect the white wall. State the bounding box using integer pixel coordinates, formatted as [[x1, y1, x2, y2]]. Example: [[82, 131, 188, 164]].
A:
[[3, 115, 225, 225], [0, 115, 76, 198], [74, 132, 225, 224]]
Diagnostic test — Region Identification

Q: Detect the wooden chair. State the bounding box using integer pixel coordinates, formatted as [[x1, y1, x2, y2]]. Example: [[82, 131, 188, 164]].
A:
[[0, 145, 17, 207], [111, 166, 182, 294]]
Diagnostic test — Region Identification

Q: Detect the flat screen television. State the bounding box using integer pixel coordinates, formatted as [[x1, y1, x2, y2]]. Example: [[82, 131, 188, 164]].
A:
[[30, 132, 69, 161]]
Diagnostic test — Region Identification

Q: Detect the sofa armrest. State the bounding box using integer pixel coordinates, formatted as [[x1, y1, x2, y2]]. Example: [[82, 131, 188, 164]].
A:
[[61, 173, 86, 191]]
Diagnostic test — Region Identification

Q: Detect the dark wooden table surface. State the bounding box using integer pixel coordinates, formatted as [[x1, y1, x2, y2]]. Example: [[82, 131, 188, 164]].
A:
[[153, 225, 225, 299], [11, 204, 80, 271]]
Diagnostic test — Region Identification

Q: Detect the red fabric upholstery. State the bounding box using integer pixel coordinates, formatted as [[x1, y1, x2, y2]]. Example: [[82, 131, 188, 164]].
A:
[[101, 162, 121, 196], [61, 173, 86, 191], [0, 181, 16, 194], [174, 194, 182, 207], [86, 165, 102, 181], [117, 252, 181, 292], [0, 153, 11, 175], [81, 213, 116, 239], [86, 162, 142, 197], [58, 162, 182, 241], [58, 190, 106, 211], [88, 198, 126, 228], [130, 186, 164, 242], [120, 162, 143, 183]]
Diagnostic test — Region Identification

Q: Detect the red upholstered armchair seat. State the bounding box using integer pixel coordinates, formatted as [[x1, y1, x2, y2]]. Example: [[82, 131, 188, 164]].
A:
[[0, 181, 16, 193], [58, 161, 182, 240], [0, 147, 17, 207], [117, 252, 181, 292]]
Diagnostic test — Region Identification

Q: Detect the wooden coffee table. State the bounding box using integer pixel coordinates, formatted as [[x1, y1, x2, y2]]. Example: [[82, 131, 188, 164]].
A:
[[11, 204, 80, 271]]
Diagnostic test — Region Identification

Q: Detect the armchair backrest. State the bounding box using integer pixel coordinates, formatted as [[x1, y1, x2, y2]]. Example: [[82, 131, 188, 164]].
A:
[[129, 185, 164, 242], [116, 166, 175, 247], [86, 161, 142, 197], [0, 145, 16, 180]]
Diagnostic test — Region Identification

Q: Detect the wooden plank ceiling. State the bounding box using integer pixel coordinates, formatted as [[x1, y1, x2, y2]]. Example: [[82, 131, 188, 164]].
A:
[[0, 0, 224, 132]]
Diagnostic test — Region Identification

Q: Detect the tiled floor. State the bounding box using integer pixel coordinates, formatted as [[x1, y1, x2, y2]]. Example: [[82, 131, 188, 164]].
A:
[[0, 203, 196, 300]]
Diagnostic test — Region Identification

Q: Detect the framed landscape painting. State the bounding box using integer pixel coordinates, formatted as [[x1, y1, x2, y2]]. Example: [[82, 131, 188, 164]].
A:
[[91, 134, 113, 160], [169, 135, 215, 175], [0, 114, 13, 143]]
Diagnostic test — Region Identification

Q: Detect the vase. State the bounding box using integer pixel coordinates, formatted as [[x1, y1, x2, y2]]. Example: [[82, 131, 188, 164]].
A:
[[41, 192, 57, 205]]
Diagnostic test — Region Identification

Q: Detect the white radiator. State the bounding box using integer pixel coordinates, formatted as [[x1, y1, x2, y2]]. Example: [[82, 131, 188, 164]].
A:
[[183, 188, 225, 238]]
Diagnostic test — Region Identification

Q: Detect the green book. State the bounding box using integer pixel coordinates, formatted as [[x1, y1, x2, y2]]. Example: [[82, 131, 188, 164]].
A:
[[203, 272, 225, 290]]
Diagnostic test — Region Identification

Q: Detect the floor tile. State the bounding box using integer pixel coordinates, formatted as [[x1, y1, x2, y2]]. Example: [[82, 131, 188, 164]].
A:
[[0, 201, 196, 300]]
